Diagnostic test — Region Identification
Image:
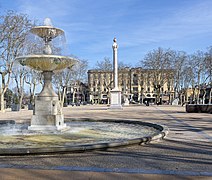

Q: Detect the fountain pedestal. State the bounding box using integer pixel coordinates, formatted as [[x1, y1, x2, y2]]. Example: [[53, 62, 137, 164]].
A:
[[29, 99, 66, 131], [28, 71, 67, 131]]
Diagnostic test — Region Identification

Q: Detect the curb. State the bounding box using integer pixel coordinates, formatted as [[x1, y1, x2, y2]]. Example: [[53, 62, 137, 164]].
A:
[[0, 120, 169, 155]]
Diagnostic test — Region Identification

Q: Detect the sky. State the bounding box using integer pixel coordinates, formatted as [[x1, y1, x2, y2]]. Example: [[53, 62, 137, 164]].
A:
[[0, 0, 212, 69]]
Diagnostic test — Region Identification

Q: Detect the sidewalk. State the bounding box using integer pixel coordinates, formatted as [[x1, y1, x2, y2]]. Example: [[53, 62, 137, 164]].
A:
[[0, 168, 211, 180]]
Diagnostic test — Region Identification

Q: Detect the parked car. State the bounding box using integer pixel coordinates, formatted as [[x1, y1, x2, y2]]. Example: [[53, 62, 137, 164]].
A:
[[70, 102, 75, 106], [82, 102, 87, 105], [75, 102, 80, 106]]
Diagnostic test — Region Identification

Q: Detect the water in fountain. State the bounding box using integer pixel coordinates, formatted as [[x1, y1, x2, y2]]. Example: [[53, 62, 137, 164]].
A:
[[44, 18, 53, 26], [0, 120, 160, 149]]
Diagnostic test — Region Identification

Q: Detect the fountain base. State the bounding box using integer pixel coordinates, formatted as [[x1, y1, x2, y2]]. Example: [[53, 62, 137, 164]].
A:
[[29, 114, 67, 131], [29, 97, 67, 131]]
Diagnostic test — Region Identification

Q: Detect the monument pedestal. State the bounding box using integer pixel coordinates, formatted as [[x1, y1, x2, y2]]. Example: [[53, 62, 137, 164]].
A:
[[28, 96, 67, 131], [110, 89, 122, 109]]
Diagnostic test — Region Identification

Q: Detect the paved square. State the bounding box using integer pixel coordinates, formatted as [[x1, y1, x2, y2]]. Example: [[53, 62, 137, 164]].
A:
[[0, 105, 211, 179]]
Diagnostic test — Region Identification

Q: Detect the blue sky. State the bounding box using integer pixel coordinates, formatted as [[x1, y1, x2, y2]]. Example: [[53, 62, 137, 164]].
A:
[[1, 0, 212, 69]]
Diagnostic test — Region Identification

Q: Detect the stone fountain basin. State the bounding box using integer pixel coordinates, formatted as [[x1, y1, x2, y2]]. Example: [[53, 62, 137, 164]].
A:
[[16, 55, 78, 71], [0, 119, 168, 155], [30, 26, 64, 39]]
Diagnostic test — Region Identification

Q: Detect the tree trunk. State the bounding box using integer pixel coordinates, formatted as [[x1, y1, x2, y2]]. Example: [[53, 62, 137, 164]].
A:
[[0, 93, 5, 112], [179, 93, 182, 105], [156, 89, 160, 104], [196, 88, 199, 104], [202, 91, 206, 104], [61, 86, 67, 106], [72, 91, 75, 103], [209, 88, 212, 104], [19, 95, 23, 110], [186, 90, 188, 102], [183, 94, 185, 104]]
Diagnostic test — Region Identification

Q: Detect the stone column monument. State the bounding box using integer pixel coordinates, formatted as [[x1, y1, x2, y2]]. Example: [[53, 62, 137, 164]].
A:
[[110, 38, 122, 109]]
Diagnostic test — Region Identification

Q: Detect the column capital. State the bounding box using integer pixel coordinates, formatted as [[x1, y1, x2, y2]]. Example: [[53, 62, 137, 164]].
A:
[[112, 37, 118, 49]]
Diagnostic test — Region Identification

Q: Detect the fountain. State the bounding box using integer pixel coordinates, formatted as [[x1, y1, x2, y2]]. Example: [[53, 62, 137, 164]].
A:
[[16, 18, 78, 131], [0, 19, 168, 155]]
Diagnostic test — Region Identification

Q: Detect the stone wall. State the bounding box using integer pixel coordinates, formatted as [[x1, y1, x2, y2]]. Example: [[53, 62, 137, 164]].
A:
[[186, 104, 212, 113]]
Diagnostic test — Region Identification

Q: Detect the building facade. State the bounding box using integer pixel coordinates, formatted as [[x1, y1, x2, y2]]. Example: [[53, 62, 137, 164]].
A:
[[66, 81, 89, 104], [88, 67, 175, 104]]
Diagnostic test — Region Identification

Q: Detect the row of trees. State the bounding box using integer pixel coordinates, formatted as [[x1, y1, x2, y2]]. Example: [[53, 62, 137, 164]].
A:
[[94, 47, 212, 104], [140, 47, 212, 104], [140, 47, 212, 103]]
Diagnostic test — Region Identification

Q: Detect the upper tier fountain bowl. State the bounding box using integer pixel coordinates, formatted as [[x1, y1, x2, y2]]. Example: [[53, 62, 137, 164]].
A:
[[30, 26, 64, 40]]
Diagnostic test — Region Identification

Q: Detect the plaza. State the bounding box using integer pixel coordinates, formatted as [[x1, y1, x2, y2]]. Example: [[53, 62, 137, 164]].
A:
[[0, 104, 211, 179], [0, 0, 212, 179]]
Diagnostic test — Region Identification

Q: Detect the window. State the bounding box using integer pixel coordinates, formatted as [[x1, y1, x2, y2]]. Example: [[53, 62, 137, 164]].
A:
[[102, 95, 107, 98], [133, 87, 138, 92], [133, 74, 138, 85]]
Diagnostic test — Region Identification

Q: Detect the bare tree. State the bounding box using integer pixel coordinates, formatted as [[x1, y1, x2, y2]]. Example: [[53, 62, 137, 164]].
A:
[[95, 57, 130, 71], [25, 69, 42, 104], [171, 51, 188, 104], [204, 46, 212, 84], [204, 47, 212, 104], [118, 61, 132, 69], [72, 59, 89, 83], [95, 57, 112, 71], [140, 47, 174, 104], [0, 11, 32, 111], [12, 66, 28, 109], [181, 60, 195, 103], [53, 59, 88, 105], [191, 51, 205, 104]]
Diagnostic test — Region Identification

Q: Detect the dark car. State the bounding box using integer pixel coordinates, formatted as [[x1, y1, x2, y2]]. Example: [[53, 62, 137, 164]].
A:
[[75, 102, 80, 106]]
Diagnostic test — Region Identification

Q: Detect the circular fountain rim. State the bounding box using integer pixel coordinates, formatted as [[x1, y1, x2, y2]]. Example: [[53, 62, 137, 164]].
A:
[[15, 55, 79, 72], [0, 119, 169, 155], [16, 54, 78, 60]]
